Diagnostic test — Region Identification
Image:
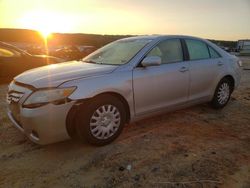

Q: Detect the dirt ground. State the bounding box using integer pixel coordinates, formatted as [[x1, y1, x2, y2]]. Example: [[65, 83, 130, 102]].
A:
[[0, 57, 250, 188]]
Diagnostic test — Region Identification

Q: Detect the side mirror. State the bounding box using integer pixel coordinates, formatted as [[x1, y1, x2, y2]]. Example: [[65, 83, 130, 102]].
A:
[[141, 56, 161, 67]]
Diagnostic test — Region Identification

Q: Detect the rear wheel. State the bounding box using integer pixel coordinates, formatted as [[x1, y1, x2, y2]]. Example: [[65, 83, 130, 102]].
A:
[[211, 78, 232, 109], [76, 95, 126, 146]]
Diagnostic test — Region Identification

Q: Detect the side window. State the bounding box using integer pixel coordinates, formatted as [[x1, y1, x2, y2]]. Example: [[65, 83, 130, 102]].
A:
[[185, 39, 210, 60], [146, 39, 183, 64], [208, 46, 221, 58], [0, 47, 21, 58]]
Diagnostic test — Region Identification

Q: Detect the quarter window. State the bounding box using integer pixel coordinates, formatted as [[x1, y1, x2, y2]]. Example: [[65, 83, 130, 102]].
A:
[[208, 46, 221, 58], [185, 39, 210, 60], [146, 39, 183, 64]]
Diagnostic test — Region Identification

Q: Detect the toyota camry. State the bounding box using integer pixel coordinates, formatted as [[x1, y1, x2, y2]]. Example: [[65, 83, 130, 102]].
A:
[[7, 35, 241, 145]]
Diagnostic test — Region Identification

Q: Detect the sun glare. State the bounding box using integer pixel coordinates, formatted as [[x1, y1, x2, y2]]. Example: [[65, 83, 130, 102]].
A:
[[39, 29, 52, 39], [19, 10, 73, 37]]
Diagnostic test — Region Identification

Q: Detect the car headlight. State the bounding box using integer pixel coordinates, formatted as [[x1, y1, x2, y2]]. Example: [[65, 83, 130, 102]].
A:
[[23, 87, 76, 108]]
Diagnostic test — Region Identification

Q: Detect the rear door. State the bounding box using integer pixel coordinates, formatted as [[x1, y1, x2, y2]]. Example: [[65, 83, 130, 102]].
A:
[[133, 38, 190, 115], [184, 39, 222, 101]]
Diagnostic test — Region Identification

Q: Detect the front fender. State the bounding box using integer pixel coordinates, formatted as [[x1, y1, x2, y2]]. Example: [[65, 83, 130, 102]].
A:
[[59, 70, 135, 117]]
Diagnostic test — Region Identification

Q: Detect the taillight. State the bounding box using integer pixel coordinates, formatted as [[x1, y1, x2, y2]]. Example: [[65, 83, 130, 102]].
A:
[[237, 60, 243, 67]]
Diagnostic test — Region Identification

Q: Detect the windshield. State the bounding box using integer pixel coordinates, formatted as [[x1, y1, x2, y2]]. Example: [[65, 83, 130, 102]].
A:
[[82, 38, 151, 65]]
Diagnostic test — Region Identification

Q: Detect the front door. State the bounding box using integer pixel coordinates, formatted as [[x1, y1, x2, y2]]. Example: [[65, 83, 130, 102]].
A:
[[133, 39, 189, 115]]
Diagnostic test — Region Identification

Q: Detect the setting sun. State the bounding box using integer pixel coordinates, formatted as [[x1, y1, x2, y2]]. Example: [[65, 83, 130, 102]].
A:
[[0, 0, 250, 40], [39, 30, 51, 39], [18, 10, 75, 36]]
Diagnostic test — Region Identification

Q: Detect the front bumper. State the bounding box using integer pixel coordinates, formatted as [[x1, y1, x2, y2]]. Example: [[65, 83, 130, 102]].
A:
[[7, 101, 75, 145]]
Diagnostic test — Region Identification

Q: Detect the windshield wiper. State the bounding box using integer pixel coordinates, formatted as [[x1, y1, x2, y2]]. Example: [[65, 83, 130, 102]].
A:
[[83, 60, 97, 64]]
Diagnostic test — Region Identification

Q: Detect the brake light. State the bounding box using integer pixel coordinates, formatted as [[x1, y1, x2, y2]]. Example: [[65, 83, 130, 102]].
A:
[[237, 60, 243, 67]]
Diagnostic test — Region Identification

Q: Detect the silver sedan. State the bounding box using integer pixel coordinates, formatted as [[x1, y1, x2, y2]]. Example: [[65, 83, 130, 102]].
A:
[[7, 35, 241, 145]]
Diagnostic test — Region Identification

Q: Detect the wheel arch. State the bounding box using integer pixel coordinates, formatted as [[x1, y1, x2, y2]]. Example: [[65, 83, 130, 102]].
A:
[[66, 91, 131, 139], [211, 74, 235, 109]]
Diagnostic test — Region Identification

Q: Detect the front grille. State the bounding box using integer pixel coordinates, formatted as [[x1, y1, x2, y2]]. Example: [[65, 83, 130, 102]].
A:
[[7, 81, 33, 105], [7, 91, 24, 104], [7, 81, 34, 126]]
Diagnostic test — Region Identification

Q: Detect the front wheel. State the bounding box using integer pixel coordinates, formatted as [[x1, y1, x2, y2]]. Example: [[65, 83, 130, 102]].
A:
[[211, 78, 232, 109], [76, 95, 126, 146]]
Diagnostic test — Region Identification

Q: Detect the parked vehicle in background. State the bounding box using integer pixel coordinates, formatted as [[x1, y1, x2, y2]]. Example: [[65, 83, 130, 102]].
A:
[[78, 46, 97, 57], [50, 45, 82, 61], [237, 40, 250, 55], [50, 45, 96, 61], [0, 42, 64, 82], [219, 46, 231, 52], [6, 35, 241, 146]]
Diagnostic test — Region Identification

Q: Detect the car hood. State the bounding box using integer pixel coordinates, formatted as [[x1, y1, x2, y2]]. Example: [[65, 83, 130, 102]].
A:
[[14, 61, 117, 88]]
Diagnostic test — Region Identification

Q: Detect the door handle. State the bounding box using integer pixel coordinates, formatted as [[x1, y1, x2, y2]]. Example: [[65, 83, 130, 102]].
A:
[[217, 61, 224, 66], [179, 66, 189, 72]]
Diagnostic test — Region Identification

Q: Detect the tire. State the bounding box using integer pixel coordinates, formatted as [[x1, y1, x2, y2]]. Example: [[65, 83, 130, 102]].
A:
[[66, 106, 79, 140], [211, 78, 233, 109], [76, 94, 126, 146]]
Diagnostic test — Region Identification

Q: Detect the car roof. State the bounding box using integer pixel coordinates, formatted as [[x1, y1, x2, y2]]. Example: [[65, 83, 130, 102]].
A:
[[119, 35, 209, 43], [123, 34, 223, 47]]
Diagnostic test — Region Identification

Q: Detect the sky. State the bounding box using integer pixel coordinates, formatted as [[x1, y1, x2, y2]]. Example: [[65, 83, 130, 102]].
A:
[[0, 0, 250, 40]]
